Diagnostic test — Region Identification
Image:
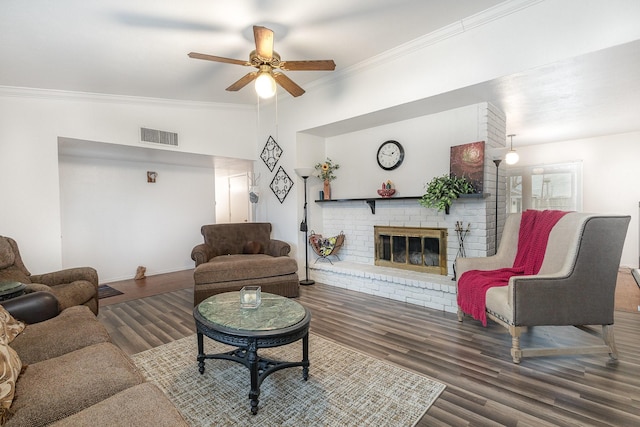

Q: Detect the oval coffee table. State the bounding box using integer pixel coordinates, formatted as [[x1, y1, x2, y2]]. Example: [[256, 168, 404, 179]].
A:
[[193, 291, 311, 415]]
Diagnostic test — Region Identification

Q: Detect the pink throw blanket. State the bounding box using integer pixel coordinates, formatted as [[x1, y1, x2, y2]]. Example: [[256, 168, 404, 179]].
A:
[[457, 210, 569, 326]]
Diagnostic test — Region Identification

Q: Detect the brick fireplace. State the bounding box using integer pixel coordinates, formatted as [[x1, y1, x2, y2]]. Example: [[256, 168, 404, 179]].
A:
[[308, 196, 493, 313]]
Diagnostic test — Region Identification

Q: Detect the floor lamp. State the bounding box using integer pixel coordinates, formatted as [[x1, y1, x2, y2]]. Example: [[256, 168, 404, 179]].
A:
[[295, 168, 315, 285], [493, 159, 502, 255]]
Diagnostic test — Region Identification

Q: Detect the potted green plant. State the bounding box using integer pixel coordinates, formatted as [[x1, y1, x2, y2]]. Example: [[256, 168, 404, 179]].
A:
[[419, 174, 474, 214]]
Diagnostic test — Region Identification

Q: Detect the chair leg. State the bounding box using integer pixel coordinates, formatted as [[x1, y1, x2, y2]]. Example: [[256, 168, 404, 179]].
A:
[[457, 307, 464, 322], [509, 325, 523, 364], [603, 324, 618, 360]]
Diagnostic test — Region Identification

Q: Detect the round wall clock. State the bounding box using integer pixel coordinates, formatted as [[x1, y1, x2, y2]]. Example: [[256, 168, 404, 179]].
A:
[[376, 140, 405, 170]]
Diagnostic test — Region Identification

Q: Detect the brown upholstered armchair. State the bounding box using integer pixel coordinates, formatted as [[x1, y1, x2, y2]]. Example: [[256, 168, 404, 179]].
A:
[[191, 222, 299, 306], [0, 236, 99, 314], [456, 212, 630, 364]]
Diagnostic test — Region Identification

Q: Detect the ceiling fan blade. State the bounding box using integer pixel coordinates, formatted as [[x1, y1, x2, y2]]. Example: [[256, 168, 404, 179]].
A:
[[273, 72, 305, 97], [226, 72, 258, 91], [280, 60, 336, 71], [188, 52, 250, 66], [253, 26, 274, 60]]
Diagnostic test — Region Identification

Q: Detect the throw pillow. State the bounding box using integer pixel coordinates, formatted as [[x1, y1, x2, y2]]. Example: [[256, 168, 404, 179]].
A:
[[0, 306, 25, 345], [242, 241, 263, 254], [0, 342, 22, 424]]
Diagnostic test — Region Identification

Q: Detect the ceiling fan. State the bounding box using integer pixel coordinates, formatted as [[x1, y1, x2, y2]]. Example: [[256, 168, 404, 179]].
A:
[[188, 26, 336, 98]]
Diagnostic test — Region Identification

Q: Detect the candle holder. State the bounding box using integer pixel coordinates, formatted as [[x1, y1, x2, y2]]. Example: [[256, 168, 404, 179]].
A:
[[240, 286, 261, 309]]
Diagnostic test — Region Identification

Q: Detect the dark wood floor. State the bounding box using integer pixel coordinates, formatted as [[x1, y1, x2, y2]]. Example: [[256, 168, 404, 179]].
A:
[[98, 271, 640, 426]]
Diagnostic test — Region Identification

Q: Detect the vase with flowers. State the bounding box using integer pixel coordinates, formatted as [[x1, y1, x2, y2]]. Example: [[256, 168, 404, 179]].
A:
[[315, 158, 340, 200]]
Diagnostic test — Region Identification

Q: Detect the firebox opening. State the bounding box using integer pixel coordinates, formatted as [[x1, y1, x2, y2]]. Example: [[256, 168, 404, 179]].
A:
[[374, 226, 447, 275]]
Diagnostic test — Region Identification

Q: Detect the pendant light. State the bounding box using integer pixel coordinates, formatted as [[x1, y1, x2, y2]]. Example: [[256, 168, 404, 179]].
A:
[[505, 134, 519, 165]]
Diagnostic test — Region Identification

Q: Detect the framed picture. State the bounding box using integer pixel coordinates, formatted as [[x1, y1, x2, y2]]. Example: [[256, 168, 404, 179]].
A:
[[269, 166, 293, 204], [450, 141, 485, 193], [260, 136, 283, 172]]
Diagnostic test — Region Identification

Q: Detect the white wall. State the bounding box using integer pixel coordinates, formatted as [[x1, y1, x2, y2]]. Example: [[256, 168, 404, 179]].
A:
[[59, 154, 215, 281], [515, 131, 640, 267], [0, 89, 256, 275], [320, 105, 485, 200]]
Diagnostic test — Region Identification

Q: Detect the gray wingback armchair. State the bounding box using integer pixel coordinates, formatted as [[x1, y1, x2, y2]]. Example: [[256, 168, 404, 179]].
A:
[[456, 212, 630, 363], [0, 236, 99, 314]]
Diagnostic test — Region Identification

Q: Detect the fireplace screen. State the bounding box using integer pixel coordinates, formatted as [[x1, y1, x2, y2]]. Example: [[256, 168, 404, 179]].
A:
[[374, 226, 447, 275]]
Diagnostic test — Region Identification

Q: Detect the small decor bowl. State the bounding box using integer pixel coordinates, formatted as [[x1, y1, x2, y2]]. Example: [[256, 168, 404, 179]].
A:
[[377, 189, 396, 198]]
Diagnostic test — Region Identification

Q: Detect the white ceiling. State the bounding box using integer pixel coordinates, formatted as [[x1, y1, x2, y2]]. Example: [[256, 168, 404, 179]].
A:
[[2, 0, 640, 146]]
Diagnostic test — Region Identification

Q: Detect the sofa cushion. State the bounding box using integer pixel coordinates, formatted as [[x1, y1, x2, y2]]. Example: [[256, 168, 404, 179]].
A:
[[10, 306, 110, 365], [243, 241, 263, 254], [8, 342, 144, 427], [49, 383, 188, 427], [0, 306, 25, 345], [194, 254, 298, 284], [0, 239, 14, 270], [0, 343, 22, 425]]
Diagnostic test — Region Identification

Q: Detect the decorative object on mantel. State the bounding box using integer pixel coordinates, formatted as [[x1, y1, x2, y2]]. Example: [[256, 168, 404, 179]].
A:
[[450, 141, 485, 193], [308, 231, 345, 264], [314, 158, 340, 200], [377, 180, 396, 198], [260, 136, 283, 172], [269, 166, 293, 203], [419, 174, 474, 214]]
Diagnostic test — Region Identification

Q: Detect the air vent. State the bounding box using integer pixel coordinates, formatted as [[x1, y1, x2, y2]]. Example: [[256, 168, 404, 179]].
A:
[[141, 127, 178, 147]]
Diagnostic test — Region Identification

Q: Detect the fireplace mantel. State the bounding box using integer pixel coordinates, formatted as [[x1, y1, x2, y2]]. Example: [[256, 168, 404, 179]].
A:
[[315, 193, 488, 214]]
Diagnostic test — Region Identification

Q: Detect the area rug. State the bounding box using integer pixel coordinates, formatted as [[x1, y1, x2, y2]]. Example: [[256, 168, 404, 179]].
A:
[[98, 284, 124, 299], [131, 333, 445, 426]]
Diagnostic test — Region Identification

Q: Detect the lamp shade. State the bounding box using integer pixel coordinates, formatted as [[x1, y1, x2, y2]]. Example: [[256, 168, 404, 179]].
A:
[[295, 167, 315, 178], [255, 72, 276, 99]]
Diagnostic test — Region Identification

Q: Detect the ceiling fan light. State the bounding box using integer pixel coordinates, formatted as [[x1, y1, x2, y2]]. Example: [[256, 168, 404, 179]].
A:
[[255, 72, 276, 99]]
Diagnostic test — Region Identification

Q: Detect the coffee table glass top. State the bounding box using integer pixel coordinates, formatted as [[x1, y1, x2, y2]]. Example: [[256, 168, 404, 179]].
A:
[[197, 292, 306, 332]]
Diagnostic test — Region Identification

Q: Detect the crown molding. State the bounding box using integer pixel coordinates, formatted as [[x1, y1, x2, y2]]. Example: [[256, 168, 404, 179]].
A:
[[0, 85, 255, 111], [305, 0, 544, 92]]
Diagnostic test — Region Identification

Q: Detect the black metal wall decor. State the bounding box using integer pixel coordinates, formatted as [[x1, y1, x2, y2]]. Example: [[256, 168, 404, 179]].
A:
[[260, 136, 283, 172], [270, 166, 293, 203]]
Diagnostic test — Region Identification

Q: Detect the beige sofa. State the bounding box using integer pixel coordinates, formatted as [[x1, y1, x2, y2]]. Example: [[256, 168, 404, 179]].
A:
[[191, 222, 299, 305], [0, 292, 187, 427]]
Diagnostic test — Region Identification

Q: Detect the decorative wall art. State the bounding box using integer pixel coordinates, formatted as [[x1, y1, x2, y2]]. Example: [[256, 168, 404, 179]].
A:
[[260, 136, 283, 172], [269, 166, 293, 204], [450, 141, 485, 193]]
